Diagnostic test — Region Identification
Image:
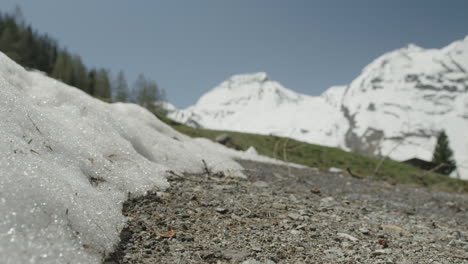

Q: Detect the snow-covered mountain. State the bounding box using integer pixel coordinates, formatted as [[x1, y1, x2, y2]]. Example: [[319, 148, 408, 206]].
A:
[[169, 72, 349, 148], [169, 36, 468, 179], [338, 37, 468, 177]]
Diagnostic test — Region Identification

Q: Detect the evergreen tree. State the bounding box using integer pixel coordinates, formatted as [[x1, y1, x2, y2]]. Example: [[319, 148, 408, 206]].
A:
[[51, 51, 73, 84], [87, 69, 97, 96], [70, 55, 89, 92], [94, 68, 111, 99], [15, 26, 36, 68], [432, 130, 456, 175], [114, 70, 128, 102], [134, 74, 162, 110], [0, 26, 20, 62], [0, 11, 20, 61], [51, 51, 66, 80], [12, 5, 25, 26], [134, 74, 149, 106], [36, 34, 58, 73]]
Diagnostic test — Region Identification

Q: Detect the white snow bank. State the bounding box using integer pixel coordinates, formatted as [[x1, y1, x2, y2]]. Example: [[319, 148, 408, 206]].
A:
[[0, 52, 296, 263]]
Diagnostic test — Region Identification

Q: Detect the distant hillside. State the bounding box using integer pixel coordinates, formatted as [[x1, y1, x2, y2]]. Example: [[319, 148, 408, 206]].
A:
[[155, 111, 468, 193]]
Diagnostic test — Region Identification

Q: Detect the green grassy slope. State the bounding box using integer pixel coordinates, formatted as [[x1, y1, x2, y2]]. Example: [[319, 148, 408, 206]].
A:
[[154, 112, 468, 193]]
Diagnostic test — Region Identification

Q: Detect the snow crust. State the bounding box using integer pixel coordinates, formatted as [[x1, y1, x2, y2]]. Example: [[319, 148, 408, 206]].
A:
[[0, 52, 292, 263], [169, 36, 468, 180]]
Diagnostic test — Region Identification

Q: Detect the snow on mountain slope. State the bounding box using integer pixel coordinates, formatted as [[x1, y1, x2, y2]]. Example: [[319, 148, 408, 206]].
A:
[[341, 35, 468, 179], [169, 72, 349, 148], [169, 36, 468, 179], [0, 52, 293, 263], [321, 85, 347, 109]]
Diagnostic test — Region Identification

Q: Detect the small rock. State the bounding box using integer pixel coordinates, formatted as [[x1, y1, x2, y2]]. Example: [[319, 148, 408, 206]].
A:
[[215, 133, 231, 144], [378, 239, 389, 248], [448, 239, 468, 247], [290, 229, 302, 235], [324, 247, 344, 259], [381, 224, 409, 235], [359, 227, 370, 235], [242, 259, 275, 264], [143, 241, 153, 249], [272, 173, 284, 179], [449, 230, 462, 239], [288, 213, 304, 221], [212, 184, 235, 191], [310, 187, 321, 194], [231, 213, 242, 220], [215, 207, 228, 214], [325, 247, 344, 255], [289, 194, 298, 202], [297, 209, 311, 216], [222, 250, 249, 262], [178, 212, 190, 218], [252, 181, 269, 188], [296, 224, 307, 230], [445, 201, 456, 207], [192, 186, 204, 193], [242, 260, 262, 264], [200, 251, 218, 259], [155, 207, 166, 213], [156, 191, 170, 199], [176, 233, 194, 242], [272, 202, 287, 210], [320, 197, 335, 207], [337, 233, 359, 242], [252, 247, 262, 252], [372, 249, 390, 256]]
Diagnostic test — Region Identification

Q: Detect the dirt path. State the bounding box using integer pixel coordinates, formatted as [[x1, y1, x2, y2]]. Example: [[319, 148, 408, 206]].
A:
[[105, 160, 468, 263]]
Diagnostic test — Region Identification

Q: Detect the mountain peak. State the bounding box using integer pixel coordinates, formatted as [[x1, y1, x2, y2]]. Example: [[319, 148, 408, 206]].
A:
[[225, 72, 269, 87], [195, 72, 302, 108], [404, 43, 424, 52]]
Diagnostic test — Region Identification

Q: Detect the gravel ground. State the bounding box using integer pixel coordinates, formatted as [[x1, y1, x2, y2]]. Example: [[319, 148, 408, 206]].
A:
[[105, 160, 468, 264]]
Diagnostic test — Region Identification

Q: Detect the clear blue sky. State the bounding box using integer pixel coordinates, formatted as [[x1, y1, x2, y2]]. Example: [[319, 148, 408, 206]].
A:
[[1, 0, 467, 107]]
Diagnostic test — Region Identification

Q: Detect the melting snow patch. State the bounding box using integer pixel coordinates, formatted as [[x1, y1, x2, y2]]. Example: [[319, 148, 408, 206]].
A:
[[0, 52, 298, 263], [329, 167, 344, 173], [245, 146, 258, 155]]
